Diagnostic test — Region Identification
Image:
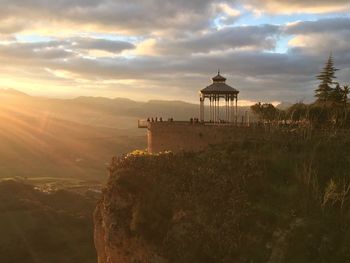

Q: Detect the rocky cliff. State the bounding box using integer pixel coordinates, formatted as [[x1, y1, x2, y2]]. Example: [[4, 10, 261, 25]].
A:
[[94, 133, 350, 263]]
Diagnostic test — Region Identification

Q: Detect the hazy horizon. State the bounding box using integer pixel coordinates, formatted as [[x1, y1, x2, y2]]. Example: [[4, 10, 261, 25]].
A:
[[0, 87, 284, 106]]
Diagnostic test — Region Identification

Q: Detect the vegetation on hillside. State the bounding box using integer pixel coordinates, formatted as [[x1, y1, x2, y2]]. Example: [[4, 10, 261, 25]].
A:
[[0, 180, 97, 263], [101, 130, 350, 262]]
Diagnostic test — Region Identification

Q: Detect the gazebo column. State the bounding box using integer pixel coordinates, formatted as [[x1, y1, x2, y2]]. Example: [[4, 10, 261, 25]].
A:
[[235, 95, 238, 125], [225, 95, 227, 122], [214, 95, 218, 122], [231, 97, 234, 124], [217, 96, 220, 123], [212, 96, 215, 122], [226, 95, 230, 122], [227, 95, 230, 123], [209, 96, 211, 122], [230, 96, 233, 123], [200, 97, 204, 122]]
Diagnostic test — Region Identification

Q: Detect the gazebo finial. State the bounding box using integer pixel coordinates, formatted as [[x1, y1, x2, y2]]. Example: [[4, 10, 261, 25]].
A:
[[218, 68, 220, 75]]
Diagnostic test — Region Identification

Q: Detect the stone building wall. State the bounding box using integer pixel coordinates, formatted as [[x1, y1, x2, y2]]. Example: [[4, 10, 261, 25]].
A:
[[147, 122, 260, 153]]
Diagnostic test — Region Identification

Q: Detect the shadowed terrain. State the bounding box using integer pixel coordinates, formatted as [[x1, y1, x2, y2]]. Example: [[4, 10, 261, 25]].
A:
[[0, 180, 98, 263]]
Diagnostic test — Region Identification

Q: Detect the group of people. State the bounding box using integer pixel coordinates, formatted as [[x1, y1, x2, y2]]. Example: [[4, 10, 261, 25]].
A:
[[190, 118, 201, 123], [147, 117, 174, 122]]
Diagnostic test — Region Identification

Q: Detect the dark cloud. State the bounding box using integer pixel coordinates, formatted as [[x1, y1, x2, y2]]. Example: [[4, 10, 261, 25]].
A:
[[0, 37, 135, 63], [0, 42, 74, 61], [0, 0, 227, 34], [73, 38, 135, 53], [0, 0, 348, 35], [157, 24, 280, 54]]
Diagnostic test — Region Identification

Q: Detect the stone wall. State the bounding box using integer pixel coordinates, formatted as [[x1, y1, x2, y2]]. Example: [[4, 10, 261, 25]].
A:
[[147, 122, 258, 153]]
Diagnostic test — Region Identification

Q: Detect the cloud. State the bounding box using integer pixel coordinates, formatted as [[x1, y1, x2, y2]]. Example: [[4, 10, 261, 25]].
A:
[[156, 24, 280, 54], [0, 0, 348, 36], [285, 18, 350, 62], [0, 19, 25, 35], [243, 0, 350, 14], [0, 41, 74, 61], [0, 41, 320, 101], [0, 37, 134, 61], [285, 17, 350, 34], [218, 3, 241, 17], [0, 0, 230, 35], [72, 38, 135, 53]]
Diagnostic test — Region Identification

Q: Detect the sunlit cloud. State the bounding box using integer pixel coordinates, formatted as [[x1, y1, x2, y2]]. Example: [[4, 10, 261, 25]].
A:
[[244, 0, 350, 14], [288, 36, 307, 47], [218, 3, 241, 17], [129, 38, 158, 56]]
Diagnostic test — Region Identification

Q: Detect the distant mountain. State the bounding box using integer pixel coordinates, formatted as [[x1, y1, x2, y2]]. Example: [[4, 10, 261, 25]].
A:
[[0, 89, 253, 180], [0, 89, 252, 129], [0, 90, 147, 180], [0, 88, 28, 96]]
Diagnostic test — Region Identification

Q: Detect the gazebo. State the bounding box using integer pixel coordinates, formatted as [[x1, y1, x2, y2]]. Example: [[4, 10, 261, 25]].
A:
[[199, 71, 239, 123]]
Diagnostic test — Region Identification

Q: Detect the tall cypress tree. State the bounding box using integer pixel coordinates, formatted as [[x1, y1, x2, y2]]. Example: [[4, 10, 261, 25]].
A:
[[315, 54, 339, 103]]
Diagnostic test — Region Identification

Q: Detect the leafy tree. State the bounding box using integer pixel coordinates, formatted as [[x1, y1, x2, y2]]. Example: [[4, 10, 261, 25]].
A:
[[341, 85, 349, 104], [315, 54, 339, 103], [251, 102, 280, 121], [308, 104, 331, 127], [287, 103, 308, 121], [330, 83, 344, 103], [329, 83, 349, 104]]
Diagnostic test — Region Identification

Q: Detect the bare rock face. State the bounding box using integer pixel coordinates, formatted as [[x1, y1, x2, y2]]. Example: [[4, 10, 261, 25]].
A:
[[93, 186, 165, 263]]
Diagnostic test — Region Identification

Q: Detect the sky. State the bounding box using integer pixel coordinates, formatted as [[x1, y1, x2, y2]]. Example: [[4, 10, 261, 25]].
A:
[[0, 0, 349, 104]]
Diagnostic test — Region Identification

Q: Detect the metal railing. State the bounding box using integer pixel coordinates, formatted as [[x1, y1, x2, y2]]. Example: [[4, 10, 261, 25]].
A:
[[137, 118, 251, 128]]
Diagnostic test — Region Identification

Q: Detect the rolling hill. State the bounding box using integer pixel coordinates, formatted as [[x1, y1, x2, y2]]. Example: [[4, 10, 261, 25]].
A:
[[0, 89, 251, 180]]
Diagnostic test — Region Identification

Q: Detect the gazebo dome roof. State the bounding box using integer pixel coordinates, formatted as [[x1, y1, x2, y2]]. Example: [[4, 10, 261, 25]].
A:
[[201, 72, 239, 95], [201, 83, 239, 94]]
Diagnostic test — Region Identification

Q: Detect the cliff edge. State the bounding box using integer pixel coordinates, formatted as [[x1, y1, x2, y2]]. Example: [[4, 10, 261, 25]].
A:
[[95, 133, 350, 263]]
